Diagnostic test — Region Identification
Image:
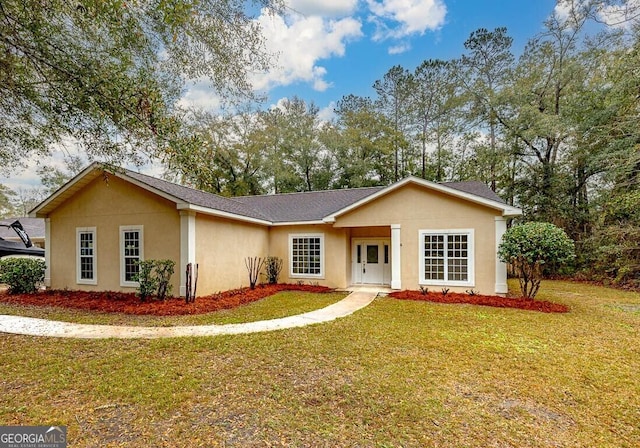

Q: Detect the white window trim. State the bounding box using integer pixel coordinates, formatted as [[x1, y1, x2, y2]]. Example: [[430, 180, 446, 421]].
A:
[[289, 233, 325, 279], [76, 227, 97, 285], [418, 228, 475, 287], [120, 225, 144, 288]]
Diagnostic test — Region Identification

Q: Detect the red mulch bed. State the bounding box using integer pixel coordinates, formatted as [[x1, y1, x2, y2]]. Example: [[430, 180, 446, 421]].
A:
[[0, 284, 334, 316], [389, 290, 569, 313]]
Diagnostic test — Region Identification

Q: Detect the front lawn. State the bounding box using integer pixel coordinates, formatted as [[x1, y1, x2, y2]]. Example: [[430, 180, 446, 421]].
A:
[[1, 280, 639, 447]]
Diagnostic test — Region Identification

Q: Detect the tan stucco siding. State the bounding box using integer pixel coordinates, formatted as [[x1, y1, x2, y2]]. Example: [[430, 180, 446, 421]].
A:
[[269, 224, 350, 288], [334, 183, 501, 294], [349, 227, 391, 238], [48, 176, 180, 292], [194, 215, 269, 294]]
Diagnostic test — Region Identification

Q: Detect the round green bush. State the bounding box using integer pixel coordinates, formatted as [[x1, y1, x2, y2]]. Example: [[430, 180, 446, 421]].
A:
[[498, 222, 575, 299], [0, 257, 46, 294]]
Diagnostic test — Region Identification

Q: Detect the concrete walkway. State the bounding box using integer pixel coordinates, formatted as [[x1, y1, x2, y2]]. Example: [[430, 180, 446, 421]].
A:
[[0, 290, 378, 339]]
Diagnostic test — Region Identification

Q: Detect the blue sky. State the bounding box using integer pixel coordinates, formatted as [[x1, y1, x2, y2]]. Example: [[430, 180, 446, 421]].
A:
[[4, 0, 563, 192], [179, 0, 560, 118], [260, 0, 558, 113]]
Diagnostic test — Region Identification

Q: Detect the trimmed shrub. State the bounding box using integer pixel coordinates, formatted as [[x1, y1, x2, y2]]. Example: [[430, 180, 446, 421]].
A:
[[498, 222, 575, 299], [0, 258, 46, 294], [265, 256, 283, 284], [134, 259, 175, 301], [135, 260, 158, 302], [245, 257, 264, 290], [154, 259, 175, 300]]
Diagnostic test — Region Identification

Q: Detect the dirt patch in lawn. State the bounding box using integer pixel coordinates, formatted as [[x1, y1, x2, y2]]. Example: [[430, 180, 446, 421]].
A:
[[0, 284, 334, 316], [389, 290, 569, 313]]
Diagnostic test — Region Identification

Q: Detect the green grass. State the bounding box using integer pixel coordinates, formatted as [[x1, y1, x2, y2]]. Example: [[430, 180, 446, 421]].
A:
[[1, 280, 639, 447], [0, 291, 347, 326]]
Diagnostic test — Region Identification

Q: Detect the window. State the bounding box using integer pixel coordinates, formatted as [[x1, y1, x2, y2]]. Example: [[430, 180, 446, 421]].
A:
[[120, 226, 144, 287], [289, 234, 324, 278], [76, 227, 96, 285], [419, 229, 474, 286]]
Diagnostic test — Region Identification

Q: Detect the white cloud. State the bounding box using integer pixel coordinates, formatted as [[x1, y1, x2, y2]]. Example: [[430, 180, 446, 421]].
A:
[[553, 0, 573, 23], [287, 0, 359, 17], [318, 101, 337, 122], [252, 11, 363, 92], [366, 0, 447, 40], [177, 79, 223, 112], [0, 140, 87, 192], [597, 0, 640, 28], [271, 97, 337, 123], [388, 42, 411, 54], [554, 0, 640, 30]]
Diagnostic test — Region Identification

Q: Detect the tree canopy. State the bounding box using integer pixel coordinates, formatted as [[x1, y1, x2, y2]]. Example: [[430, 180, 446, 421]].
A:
[[0, 0, 281, 172]]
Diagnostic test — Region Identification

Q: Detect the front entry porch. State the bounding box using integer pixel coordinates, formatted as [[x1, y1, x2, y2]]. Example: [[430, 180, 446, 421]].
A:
[[351, 239, 391, 285]]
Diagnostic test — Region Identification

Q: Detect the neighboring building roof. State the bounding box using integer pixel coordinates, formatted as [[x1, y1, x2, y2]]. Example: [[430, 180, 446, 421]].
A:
[[0, 217, 45, 240], [30, 162, 522, 223]]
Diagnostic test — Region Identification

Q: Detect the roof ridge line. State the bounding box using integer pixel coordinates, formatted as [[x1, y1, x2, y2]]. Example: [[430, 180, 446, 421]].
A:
[[234, 185, 385, 199]]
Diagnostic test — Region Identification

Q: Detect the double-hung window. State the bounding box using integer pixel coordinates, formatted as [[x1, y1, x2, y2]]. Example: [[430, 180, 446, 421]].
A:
[[120, 225, 144, 287], [289, 234, 324, 278], [419, 229, 474, 286], [76, 227, 97, 285]]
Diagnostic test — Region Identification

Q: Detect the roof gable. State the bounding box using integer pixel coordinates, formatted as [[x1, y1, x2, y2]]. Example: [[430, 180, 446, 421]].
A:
[[323, 176, 521, 221], [30, 163, 271, 224]]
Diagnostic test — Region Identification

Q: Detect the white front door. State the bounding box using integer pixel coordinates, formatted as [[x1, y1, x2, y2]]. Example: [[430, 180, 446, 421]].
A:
[[352, 239, 390, 285]]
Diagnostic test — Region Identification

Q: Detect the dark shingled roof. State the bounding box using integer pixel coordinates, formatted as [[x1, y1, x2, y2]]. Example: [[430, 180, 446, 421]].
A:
[[441, 181, 506, 204], [124, 170, 271, 222], [234, 187, 385, 223], [121, 169, 506, 223]]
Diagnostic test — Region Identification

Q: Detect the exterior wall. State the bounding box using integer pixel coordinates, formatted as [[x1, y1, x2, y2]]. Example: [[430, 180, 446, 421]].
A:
[[334, 183, 502, 295], [349, 227, 391, 239], [48, 176, 180, 292], [45, 175, 505, 296], [269, 224, 350, 288], [194, 214, 269, 295]]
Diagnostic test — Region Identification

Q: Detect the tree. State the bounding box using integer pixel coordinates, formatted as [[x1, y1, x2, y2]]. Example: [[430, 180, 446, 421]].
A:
[[507, 12, 590, 224], [409, 59, 462, 181], [0, 185, 16, 218], [332, 95, 398, 188], [460, 27, 514, 192], [373, 65, 413, 181], [498, 222, 575, 299], [0, 0, 282, 172], [255, 106, 293, 194], [13, 187, 46, 217], [165, 110, 266, 196], [37, 155, 85, 195], [253, 97, 333, 194], [271, 97, 329, 192]]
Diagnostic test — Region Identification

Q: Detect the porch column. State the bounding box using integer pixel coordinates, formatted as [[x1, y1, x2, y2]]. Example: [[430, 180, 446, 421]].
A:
[[44, 218, 51, 288], [179, 210, 196, 297], [495, 216, 508, 295], [391, 224, 401, 290]]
